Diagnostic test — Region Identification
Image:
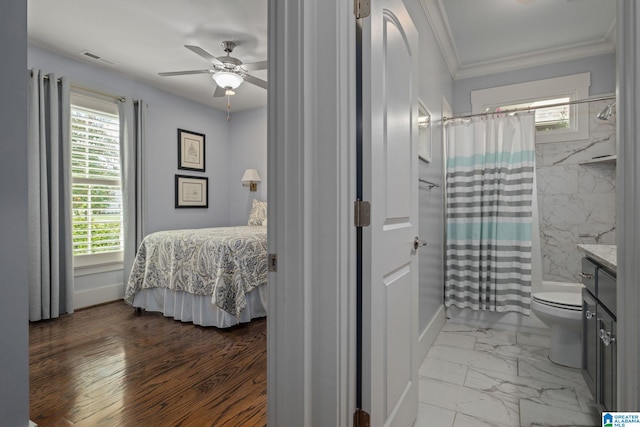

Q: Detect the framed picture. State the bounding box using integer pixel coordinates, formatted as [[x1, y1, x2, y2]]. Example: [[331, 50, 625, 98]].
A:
[[178, 128, 205, 172], [418, 100, 432, 163], [175, 175, 208, 208]]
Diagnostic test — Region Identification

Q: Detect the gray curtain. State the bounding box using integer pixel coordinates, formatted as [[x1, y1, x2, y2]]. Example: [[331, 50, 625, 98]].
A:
[[119, 99, 146, 284], [27, 69, 74, 321]]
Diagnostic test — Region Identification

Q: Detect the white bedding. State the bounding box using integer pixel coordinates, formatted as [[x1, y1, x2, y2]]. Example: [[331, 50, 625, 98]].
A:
[[125, 225, 268, 327]]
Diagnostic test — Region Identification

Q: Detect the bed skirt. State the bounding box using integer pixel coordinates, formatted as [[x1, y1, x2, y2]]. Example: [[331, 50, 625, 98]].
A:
[[131, 284, 268, 328]]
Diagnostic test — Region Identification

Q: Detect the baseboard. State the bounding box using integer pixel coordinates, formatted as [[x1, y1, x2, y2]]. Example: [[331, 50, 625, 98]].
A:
[[417, 305, 446, 365], [74, 283, 124, 309]]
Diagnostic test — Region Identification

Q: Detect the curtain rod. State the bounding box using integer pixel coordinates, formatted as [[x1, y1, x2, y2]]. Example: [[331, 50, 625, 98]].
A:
[[35, 71, 126, 103], [443, 95, 616, 122]]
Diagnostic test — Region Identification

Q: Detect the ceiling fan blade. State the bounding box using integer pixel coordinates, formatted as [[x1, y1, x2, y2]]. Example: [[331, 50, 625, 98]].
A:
[[213, 85, 226, 97], [158, 69, 213, 77], [243, 74, 268, 90], [242, 60, 268, 71], [185, 45, 224, 67]]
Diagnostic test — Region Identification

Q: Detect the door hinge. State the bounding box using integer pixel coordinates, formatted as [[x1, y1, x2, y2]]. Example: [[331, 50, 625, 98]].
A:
[[354, 0, 370, 19], [353, 408, 370, 427], [268, 253, 278, 272], [354, 200, 371, 227]]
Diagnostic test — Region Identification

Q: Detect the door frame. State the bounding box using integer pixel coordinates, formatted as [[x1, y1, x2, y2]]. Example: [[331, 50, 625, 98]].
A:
[[266, 0, 357, 425]]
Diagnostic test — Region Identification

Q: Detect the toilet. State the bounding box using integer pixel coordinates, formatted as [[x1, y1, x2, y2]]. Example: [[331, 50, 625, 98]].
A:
[[531, 283, 584, 368]]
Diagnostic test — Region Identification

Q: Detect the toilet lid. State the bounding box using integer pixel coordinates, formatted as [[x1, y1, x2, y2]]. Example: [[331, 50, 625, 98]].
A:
[[533, 292, 582, 309]]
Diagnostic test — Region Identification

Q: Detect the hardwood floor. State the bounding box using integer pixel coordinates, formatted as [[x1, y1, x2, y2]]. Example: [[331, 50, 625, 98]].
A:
[[29, 301, 267, 426]]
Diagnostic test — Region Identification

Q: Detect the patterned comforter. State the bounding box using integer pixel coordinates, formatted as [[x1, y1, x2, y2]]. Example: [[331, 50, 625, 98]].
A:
[[125, 226, 267, 318]]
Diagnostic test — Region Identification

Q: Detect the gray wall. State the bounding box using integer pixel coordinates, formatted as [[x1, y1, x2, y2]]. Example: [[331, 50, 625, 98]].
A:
[[227, 107, 268, 225], [28, 46, 232, 234], [404, 0, 453, 340], [0, 0, 29, 425], [452, 53, 616, 114], [27, 46, 268, 308]]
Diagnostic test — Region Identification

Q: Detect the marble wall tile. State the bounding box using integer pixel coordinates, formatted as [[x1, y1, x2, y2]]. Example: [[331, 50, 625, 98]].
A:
[[577, 223, 616, 245], [577, 163, 616, 194], [536, 165, 579, 194], [535, 104, 616, 281]]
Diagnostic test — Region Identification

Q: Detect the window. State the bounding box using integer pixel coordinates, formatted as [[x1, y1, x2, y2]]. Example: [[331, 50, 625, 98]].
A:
[[70, 93, 123, 268], [471, 73, 591, 143]]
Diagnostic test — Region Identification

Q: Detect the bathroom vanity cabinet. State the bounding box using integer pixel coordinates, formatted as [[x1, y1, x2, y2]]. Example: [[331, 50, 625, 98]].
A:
[[579, 250, 617, 413]]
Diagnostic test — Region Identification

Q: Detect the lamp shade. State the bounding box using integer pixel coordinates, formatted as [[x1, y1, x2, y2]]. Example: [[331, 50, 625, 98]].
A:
[[241, 169, 261, 183], [213, 71, 243, 89]]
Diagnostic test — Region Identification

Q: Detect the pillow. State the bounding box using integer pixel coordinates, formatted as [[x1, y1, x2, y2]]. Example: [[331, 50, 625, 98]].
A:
[[248, 199, 267, 226]]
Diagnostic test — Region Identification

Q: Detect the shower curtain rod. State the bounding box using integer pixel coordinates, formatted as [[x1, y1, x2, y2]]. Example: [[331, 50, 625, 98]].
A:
[[443, 95, 616, 122]]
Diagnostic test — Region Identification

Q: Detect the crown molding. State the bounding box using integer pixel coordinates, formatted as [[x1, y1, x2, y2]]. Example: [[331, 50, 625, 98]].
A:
[[454, 40, 616, 81], [419, 0, 460, 77], [420, 0, 616, 81]]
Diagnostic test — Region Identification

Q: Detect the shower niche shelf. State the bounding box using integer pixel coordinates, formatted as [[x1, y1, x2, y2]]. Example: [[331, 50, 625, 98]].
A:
[[578, 155, 616, 165]]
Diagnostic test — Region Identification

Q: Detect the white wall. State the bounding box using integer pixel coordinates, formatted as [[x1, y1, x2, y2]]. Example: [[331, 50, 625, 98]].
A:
[[227, 107, 267, 225], [405, 0, 454, 359], [0, 0, 29, 424]]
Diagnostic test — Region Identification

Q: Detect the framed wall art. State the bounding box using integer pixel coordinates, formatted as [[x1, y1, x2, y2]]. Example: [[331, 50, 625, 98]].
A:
[[418, 100, 432, 163], [175, 175, 208, 208], [178, 128, 206, 172]]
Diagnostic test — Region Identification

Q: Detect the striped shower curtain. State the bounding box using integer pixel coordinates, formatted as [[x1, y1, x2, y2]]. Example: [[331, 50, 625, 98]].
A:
[[445, 113, 535, 314]]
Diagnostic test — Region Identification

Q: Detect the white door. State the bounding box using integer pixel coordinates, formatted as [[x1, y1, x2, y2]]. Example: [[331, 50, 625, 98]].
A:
[[360, 0, 419, 425]]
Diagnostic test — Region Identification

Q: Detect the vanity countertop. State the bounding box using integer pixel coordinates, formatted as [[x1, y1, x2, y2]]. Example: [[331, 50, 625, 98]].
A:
[[577, 244, 617, 273]]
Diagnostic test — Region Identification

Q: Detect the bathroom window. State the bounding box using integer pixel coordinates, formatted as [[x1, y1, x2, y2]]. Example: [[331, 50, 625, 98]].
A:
[[471, 73, 590, 143]]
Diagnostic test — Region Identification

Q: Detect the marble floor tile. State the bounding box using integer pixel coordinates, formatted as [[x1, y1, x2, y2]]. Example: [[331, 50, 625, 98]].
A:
[[441, 323, 518, 345], [419, 355, 469, 385], [463, 368, 584, 413], [413, 402, 455, 427], [419, 378, 520, 427], [516, 332, 551, 349], [427, 345, 519, 376], [453, 413, 512, 427], [519, 399, 600, 427], [517, 357, 588, 390], [435, 331, 478, 349], [474, 341, 550, 364]]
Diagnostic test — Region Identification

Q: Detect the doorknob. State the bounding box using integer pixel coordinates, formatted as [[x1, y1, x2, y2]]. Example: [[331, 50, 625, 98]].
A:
[[413, 237, 427, 250]]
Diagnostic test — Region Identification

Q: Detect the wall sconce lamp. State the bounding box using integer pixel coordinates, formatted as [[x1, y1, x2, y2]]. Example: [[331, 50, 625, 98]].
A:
[[241, 168, 261, 192]]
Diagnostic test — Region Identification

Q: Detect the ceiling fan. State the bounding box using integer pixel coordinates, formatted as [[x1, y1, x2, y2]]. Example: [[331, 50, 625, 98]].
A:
[[158, 41, 267, 97]]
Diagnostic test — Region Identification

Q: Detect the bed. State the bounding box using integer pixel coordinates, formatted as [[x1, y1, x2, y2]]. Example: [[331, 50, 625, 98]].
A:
[[125, 202, 268, 328]]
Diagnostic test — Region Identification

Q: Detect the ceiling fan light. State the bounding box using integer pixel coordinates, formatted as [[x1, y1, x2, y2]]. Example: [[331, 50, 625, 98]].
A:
[[225, 88, 236, 96], [212, 71, 243, 89]]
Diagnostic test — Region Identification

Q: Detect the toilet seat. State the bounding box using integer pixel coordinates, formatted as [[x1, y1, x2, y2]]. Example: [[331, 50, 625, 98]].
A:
[[532, 292, 582, 311]]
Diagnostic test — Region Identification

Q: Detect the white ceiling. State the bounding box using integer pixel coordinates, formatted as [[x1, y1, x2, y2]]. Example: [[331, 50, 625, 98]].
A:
[[27, 0, 616, 111]]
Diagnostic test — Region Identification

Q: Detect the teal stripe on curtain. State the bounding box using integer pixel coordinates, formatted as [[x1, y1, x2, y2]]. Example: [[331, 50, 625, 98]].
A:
[[447, 222, 533, 241], [447, 150, 535, 168]]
